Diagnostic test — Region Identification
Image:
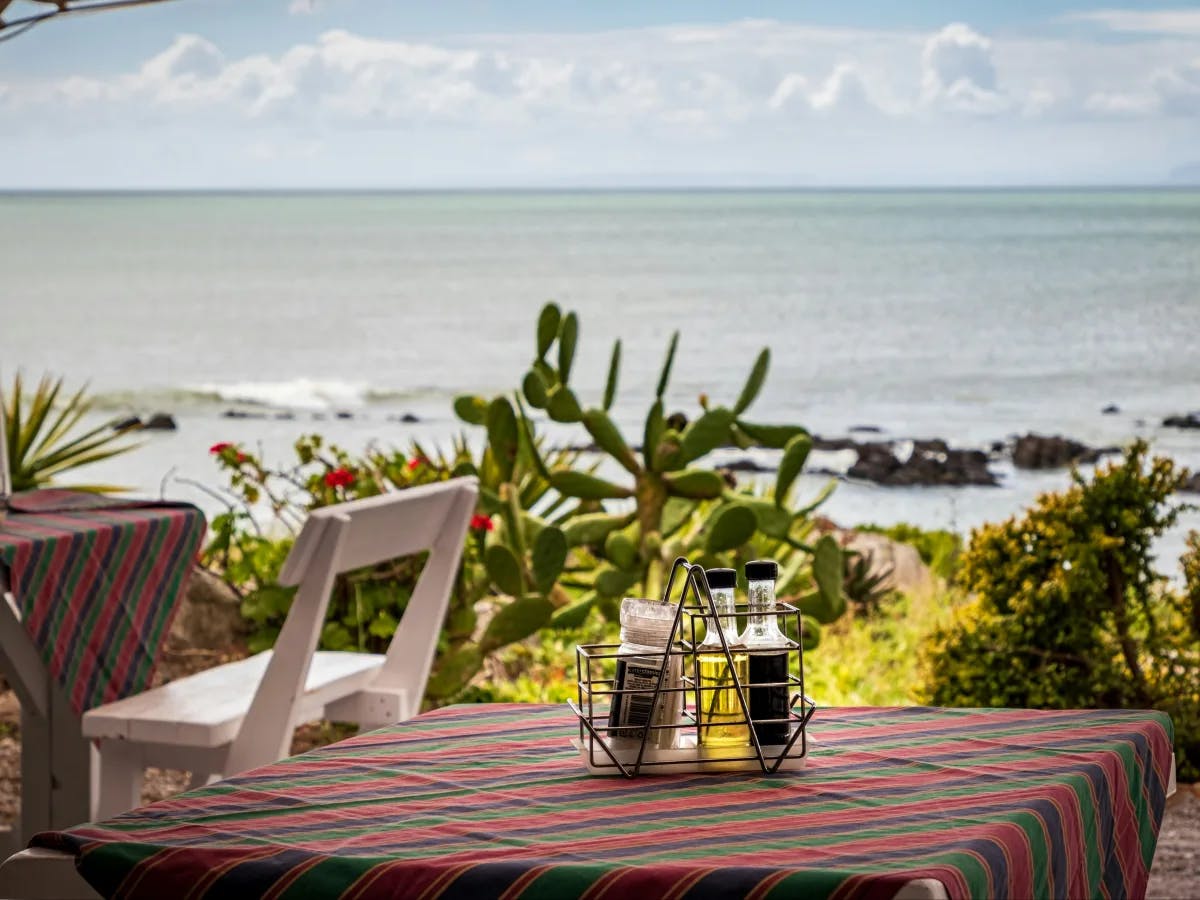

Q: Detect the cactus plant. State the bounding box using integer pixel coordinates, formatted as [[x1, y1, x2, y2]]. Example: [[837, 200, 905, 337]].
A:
[[454, 303, 847, 647]]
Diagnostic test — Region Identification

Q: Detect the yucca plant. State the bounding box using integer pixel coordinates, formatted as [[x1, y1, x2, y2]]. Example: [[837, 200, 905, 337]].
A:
[[2, 373, 141, 492]]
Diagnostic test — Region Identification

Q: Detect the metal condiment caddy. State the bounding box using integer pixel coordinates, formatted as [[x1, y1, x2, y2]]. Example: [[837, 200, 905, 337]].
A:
[[568, 556, 817, 777]]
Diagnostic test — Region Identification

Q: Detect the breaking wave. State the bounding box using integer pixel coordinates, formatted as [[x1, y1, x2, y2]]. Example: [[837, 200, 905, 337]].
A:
[[92, 379, 431, 412]]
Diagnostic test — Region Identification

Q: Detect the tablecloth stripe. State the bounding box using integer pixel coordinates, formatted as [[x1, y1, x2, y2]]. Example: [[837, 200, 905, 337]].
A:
[[33, 704, 1173, 899], [0, 503, 206, 715]]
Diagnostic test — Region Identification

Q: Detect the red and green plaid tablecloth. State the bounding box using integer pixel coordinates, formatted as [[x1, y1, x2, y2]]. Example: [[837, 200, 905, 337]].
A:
[[33, 703, 1173, 899], [0, 491, 205, 715]]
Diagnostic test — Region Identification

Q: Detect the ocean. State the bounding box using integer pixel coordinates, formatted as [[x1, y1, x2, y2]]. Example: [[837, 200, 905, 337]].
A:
[[2, 189, 1199, 566]]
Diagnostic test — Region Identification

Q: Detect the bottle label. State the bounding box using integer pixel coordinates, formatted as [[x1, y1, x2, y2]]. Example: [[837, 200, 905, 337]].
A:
[[610, 657, 665, 739]]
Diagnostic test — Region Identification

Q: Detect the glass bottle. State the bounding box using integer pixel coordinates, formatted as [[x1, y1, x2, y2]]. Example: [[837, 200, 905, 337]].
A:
[[609, 597, 683, 750], [695, 568, 750, 748], [742, 559, 791, 745]]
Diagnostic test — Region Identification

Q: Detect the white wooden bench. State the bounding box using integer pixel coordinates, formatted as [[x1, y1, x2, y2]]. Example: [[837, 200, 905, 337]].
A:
[[82, 477, 478, 819]]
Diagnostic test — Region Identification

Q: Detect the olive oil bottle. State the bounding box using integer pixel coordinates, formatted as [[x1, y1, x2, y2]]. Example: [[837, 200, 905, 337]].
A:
[[696, 568, 749, 748]]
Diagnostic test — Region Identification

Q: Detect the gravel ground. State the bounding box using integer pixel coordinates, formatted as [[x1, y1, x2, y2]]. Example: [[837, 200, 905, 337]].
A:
[[0, 672, 1195, 897]]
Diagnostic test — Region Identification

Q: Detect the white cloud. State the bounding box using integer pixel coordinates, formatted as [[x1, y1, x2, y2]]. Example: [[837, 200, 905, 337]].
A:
[[1, 17, 1198, 186], [1064, 9, 1200, 36], [1152, 59, 1200, 114], [921, 23, 1007, 114]]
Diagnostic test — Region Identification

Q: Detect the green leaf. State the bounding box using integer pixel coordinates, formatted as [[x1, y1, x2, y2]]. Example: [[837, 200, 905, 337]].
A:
[[512, 393, 551, 481], [656, 331, 679, 399], [546, 385, 583, 423], [705, 504, 757, 553], [660, 496, 696, 538], [522, 369, 549, 409], [426, 646, 483, 699], [563, 511, 635, 546], [594, 565, 641, 598], [551, 594, 596, 629], [582, 408, 639, 474], [603, 339, 621, 411], [453, 394, 489, 426], [736, 421, 810, 449], [604, 530, 639, 570], [482, 594, 555, 653], [643, 399, 666, 472], [731, 497, 792, 540], [550, 469, 633, 500], [537, 303, 561, 359], [796, 478, 838, 516], [801, 534, 846, 624], [484, 544, 524, 596], [734, 348, 771, 415], [486, 397, 519, 482], [451, 460, 478, 479], [663, 468, 725, 499], [800, 615, 821, 651], [531, 526, 568, 593], [558, 311, 579, 383], [776, 434, 814, 507], [679, 407, 735, 464]]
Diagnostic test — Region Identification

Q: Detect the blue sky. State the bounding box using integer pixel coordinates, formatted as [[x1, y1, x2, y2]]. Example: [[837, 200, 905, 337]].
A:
[[1, 1, 1198, 187]]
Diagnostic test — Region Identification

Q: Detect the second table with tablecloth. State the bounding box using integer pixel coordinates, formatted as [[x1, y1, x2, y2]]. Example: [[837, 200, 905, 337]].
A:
[[0, 491, 205, 845]]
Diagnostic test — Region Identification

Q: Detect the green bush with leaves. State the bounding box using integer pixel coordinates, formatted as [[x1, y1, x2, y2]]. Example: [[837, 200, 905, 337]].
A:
[[919, 441, 1200, 779], [2, 373, 140, 492]]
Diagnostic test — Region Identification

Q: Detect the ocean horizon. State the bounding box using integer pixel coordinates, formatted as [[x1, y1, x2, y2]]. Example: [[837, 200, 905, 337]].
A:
[[3, 186, 1198, 562]]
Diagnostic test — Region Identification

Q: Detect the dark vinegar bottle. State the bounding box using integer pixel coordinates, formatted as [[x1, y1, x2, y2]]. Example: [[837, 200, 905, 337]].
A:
[[742, 559, 791, 746]]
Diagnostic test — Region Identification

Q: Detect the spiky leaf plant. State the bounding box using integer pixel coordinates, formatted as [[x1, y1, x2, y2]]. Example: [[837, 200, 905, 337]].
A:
[[2, 373, 140, 492]]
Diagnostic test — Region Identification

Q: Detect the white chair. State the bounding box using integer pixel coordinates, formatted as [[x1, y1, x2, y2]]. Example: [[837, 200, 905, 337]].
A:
[[82, 477, 479, 819]]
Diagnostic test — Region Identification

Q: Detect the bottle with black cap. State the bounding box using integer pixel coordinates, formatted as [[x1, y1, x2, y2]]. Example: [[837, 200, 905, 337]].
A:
[[742, 559, 791, 745], [695, 567, 750, 748]]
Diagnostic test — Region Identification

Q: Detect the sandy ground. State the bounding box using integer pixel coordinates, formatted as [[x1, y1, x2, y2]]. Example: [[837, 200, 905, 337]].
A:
[[0, 651, 1195, 897]]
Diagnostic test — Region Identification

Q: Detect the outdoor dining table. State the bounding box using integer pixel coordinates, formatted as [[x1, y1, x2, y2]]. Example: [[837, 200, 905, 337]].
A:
[[9, 702, 1177, 900], [0, 490, 206, 851]]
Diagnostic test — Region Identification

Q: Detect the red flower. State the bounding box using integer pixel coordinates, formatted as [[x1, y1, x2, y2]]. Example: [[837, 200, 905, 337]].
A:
[[470, 514, 494, 532], [407, 456, 427, 472], [209, 442, 234, 455], [324, 468, 355, 489], [236, 452, 248, 463]]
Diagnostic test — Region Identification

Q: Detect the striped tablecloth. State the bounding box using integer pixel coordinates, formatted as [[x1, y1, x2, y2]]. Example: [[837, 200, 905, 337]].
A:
[[0, 491, 206, 715], [32, 704, 1173, 899]]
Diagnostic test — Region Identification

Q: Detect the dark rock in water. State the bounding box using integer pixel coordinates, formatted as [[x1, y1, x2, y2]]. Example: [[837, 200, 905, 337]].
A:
[[719, 458, 775, 474], [1012, 433, 1116, 469], [1163, 413, 1200, 430], [1101, 404, 1120, 415], [401, 413, 420, 423], [223, 409, 267, 420], [849, 425, 883, 433], [312, 413, 326, 421], [848, 441, 997, 487], [336, 410, 353, 420], [990, 441, 1006, 455], [275, 411, 296, 420], [143, 413, 177, 431], [811, 435, 860, 452], [1181, 473, 1200, 494], [112, 416, 142, 431]]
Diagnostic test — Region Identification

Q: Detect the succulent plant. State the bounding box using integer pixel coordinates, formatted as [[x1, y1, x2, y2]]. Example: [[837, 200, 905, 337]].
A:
[[454, 303, 847, 648]]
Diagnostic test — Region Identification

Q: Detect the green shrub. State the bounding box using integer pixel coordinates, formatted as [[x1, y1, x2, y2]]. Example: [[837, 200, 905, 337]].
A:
[[919, 441, 1200, 779]]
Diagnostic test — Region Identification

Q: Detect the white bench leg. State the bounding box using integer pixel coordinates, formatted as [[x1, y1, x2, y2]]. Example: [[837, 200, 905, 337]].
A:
[[94, 741, 144, 820]]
